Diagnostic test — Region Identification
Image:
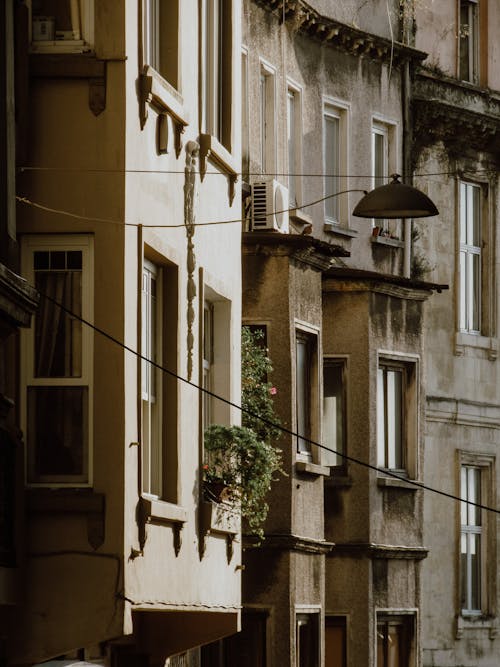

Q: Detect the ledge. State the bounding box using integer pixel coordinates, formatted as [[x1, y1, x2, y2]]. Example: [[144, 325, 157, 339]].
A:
[[245, 533, 334, 554], [377, 475, 420, 490], [323, 222, 358, 238], [456, 614, 498, 640], [330, 542, 428, 560], [454, 331, 497, 361], [371, 235, 404, 248], [290, 208, 313, 226], [295, 461, 331, 477], [27, 488, 104, 514], [142, 498, 187, 525], [199, 134, 238, 204], [201, 501, 239, 536]]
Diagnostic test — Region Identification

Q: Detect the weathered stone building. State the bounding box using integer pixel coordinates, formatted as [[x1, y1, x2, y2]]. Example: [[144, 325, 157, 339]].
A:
[[413, 1, 500, 666]]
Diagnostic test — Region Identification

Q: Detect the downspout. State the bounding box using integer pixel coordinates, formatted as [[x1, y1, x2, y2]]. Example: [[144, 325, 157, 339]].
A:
[[402, 57, 412, 278]]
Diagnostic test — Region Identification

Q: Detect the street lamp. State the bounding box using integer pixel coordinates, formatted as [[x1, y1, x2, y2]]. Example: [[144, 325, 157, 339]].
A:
[[352, 174, 438, 219]]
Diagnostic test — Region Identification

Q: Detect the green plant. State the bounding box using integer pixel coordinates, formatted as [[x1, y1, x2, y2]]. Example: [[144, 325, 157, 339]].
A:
[[204, 327, 284, 539]]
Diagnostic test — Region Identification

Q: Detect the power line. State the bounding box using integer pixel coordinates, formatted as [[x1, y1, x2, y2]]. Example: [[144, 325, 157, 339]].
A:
[[16, 188, 366, 229], [36, 288, 500, 517], [18, 165, 490, 179]]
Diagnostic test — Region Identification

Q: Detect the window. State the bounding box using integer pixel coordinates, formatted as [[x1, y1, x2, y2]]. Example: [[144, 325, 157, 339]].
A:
[[203, 0, 232, 148], [460, 465, 483, 613], [287, 85, 302, 208], [23, 236, 93, 485], [322, 359, 346, 469], [142, 261, 162, 496], [459, 182, 481, 333], [141, 254, 178, 502], [144, 0, 179, 89], [259, 62, 276, 175], [241, 47, 250, 180], [459, 0, 479, 83], [376, 615, 413, 667], [372, 120, 400, 238], [203, 301, 214, 430], [296, 613, 319, 667], [377, 358, 417, 475], [323, 101, 348, 226], [29, 0, 94, 53], [296, 331, 318, 458], [325, 616, 347, 667]]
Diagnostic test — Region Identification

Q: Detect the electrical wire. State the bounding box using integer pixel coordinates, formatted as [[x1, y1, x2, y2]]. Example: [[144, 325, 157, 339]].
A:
[[36, 288, 500, 517], [16, 188, 367, 229], [17, 165, 493, 179]]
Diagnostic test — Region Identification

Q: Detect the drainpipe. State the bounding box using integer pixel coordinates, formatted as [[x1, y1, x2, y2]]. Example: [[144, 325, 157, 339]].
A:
[[402, 57, 412, 278]]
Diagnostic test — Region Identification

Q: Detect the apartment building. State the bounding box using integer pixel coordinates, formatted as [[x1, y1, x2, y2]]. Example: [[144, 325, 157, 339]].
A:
[[4, 1, 242, 664], [235, 1, 444, 665], [412, 1, 500, 666]]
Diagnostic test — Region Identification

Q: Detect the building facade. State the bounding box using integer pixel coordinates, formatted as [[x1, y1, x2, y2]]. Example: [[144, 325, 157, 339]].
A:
[[6, 1, 243, 664]]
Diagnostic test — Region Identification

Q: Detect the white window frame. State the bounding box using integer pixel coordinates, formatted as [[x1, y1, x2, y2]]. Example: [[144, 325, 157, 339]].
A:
[[259, 60, 276, 176], [459, 181, 482, 334], [459, 0, 479, 83], [376, 353, 418, 478], [141, 259, 163, 498], [28, 0, 94, 53], [371, 118, 399, 236], [21, 234, 94, 487], [323, 98, 349, 227], [241, 46, 250, 178], [295, 607, 320, 667], [375, 610, 416, 667], [295, 323, 320, 462], [287, 81, 303, 208]]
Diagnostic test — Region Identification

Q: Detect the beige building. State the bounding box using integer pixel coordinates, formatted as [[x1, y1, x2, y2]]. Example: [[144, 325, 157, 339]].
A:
[[5, 0, 243, 664]]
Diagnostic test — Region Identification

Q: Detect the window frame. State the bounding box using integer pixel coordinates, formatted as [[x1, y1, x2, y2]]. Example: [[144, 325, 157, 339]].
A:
[[28, 0, 94, 54], [21, 234, 94, 487], [376, 612, 415, 667], [371, 118, 400, 237], [295, 326, 319, 462], [259, 59, 277, 176], [141, 259, 163, 498], [323, 98, 349, 227], [458, 452, 495, 620], [458, 181, 482, 334], [459, 0, 479, 84], [376, 354, 418, 478], [287, 80, 303, 208], [295, 610, 320, 667], [143, 0, 180, 90], [202, 0, 232, 149], [322, 357, 347, 471]]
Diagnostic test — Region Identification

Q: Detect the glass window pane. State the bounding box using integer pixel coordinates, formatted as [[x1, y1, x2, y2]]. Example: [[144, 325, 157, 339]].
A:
[[288, 90, 296, 206], [471, 253, 480, 332], [387, 624, 401, 667], [460, 183, 467, 244], [325, 115, 340, 221], [460, 2, 470, 81], [459, 251, 467, 330], [27, 386, 87, 482], [323, 362, 344, 467], [471, 533, 481, 610], [296, 338, 310, 453], [374, 131, 385, 182], [34, 270, 82, 378], [377, 368, 386, 467], [460, 533, 468, 609], [387, 370, 402, 469], [471, 185, 481, 246]]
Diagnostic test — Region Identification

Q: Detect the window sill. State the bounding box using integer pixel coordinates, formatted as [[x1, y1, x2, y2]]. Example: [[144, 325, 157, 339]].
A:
[[377, 475, 419, 490], [141, 497, 187, 525], [371, 235, 404, 248], [295, 461, 331, 477], [290, 208, 313, 226], [199, 134, 238, 204], [454, 331, 498, 360], [200, 500, 240, 536], [141, 66, 189, 157], [323, 222, 358, 238], [456, 614, 498, 639]]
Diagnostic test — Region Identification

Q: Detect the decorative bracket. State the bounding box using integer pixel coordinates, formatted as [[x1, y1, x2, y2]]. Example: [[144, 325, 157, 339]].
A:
[[199, 134, 238, 205]]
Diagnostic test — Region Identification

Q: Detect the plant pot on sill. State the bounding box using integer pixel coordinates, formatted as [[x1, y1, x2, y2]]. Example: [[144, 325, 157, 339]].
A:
[[203, 480, 233, 504]]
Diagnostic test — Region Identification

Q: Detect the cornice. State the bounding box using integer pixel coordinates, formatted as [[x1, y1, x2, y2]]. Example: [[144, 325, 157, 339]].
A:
[[330, 542, 428, 560], [254, 0, 427, 65], [413, 71, 500, 159]]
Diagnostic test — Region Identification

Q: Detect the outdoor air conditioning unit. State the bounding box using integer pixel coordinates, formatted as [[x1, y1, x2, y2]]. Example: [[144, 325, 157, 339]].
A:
[[251, 179, 289, 233]]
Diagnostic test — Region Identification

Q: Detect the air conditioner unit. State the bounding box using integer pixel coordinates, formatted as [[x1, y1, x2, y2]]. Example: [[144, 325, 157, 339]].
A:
[[251, 179, 289, 233]]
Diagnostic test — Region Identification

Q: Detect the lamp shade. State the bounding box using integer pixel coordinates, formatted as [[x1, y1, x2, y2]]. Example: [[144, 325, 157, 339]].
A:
[[352, 174, 439, 219]]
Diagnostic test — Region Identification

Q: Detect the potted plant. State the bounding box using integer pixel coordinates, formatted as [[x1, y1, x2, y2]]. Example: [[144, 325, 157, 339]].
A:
[[203, 327, 285, 539]]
